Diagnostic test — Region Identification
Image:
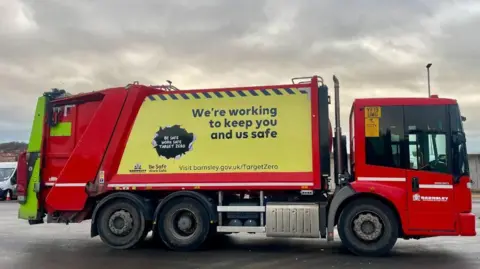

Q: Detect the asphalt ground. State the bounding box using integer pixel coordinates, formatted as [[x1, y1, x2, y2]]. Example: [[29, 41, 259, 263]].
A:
[[0, 201, 479, 269]]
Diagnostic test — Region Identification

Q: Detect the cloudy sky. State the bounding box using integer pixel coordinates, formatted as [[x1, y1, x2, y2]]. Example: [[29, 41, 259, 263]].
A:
[[1, 0, 479, 153]]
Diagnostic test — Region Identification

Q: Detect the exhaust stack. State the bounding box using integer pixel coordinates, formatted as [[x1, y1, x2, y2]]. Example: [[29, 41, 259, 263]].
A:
[[332, 75, 343, 186]]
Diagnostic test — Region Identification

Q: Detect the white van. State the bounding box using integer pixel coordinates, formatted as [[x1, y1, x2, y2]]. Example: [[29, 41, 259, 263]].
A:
[[0, 162, 17, 201]]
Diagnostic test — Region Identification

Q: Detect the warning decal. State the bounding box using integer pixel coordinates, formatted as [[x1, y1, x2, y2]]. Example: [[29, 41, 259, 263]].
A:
[[364, 106, 381, 137], [365, 117, 380, 137], [364, 106, 381, 118]]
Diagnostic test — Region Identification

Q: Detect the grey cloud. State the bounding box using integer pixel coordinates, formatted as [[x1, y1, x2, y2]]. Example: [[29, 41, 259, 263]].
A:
[[1, 0, 480, 152]]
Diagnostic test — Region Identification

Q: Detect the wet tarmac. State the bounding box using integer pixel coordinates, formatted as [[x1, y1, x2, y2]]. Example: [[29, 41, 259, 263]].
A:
[[0, 201, 479, 269]]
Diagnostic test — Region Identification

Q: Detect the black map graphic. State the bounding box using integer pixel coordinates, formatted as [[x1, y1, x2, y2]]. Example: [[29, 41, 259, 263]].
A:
[[152, 125, 195, 159]]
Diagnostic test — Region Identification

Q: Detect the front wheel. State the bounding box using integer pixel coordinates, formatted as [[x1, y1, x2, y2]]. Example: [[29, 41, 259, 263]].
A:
[[337, 199, 399, 257]]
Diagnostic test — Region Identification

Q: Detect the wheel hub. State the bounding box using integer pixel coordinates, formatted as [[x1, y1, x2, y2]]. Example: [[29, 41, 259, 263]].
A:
[[173, 210, 197, 236], [177, 215, 193, 231], [108, 210, 134, 236], [353, 212, 383, 241]]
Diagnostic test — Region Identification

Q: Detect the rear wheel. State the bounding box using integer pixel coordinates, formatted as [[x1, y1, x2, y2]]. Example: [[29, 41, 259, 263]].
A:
[[337, 199, 399, 257], [157, 197, 211, 251], [96, 199, 147, 249]]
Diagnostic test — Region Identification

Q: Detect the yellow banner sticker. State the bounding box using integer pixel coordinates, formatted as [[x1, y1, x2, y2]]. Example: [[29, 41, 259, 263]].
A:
[[365, 117, 380, 137], [365, 106, 381, 118], [118, 89, 313, 174]]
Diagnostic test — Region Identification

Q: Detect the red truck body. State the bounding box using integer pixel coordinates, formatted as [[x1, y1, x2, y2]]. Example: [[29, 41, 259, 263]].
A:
[[44, 81, 325, 209], [17, 75, 476, 257]]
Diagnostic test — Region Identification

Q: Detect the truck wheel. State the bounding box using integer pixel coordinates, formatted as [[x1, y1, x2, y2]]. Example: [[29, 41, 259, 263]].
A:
[[337, 199, 398, 257], [96, 199, 147, 249], [157, 197, 211, 251]]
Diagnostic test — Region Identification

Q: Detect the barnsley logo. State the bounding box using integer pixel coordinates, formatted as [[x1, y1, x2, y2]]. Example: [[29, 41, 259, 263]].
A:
[[413, 194, 448, 202]]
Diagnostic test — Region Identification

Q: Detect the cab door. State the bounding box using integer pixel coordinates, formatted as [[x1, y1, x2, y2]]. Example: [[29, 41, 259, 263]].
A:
[[405, 105, 456, 232]]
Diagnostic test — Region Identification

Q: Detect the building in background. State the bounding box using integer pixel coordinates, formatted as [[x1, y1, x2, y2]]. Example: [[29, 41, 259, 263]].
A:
[[469, 154, 480, 190], [0, 153, 19, 162], [0, 142, 26, 162]]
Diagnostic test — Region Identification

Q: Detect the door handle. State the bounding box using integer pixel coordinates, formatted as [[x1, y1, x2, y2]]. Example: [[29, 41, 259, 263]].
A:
[[412, 177, 419, 192]]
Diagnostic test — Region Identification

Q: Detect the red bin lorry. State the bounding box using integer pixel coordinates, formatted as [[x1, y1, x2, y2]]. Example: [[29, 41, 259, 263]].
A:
[[16, 75, 475, 256]]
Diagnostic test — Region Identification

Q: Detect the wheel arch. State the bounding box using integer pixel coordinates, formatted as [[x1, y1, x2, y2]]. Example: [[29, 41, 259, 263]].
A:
[[334, 192, 404, 236], [90, 191, 154, 237]]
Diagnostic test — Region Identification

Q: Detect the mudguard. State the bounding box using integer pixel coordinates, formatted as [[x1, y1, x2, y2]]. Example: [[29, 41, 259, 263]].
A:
[[327, 185, 356, 241]]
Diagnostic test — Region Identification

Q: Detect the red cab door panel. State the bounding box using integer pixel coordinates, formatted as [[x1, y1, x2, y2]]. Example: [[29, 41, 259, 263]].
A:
[[405, 105, 456, 232], [407, 170, 455, 231]]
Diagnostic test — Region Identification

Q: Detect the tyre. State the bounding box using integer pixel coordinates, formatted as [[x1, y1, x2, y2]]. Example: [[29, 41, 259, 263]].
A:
[[337, 198, 399, 257], [156, 197, 211, 251], [96, 198, 147, 250]]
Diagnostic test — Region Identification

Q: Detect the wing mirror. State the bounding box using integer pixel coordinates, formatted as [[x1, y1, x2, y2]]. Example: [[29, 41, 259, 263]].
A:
[[452, 132, 466, 145]]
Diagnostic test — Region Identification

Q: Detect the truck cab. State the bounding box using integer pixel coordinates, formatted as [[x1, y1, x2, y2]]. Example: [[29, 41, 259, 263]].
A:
[[348, 96, 474, 236]]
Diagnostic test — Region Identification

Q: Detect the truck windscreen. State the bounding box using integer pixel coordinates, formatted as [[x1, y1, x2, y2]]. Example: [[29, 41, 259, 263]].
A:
[[0, 168, 14, 182]]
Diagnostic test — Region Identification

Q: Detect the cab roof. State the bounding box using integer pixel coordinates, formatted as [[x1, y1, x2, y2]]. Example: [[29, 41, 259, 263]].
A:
[[353, 96, 458, 107]]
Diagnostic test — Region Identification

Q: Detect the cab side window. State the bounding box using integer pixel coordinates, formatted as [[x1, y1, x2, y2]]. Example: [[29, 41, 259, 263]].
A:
[[405, 105, 450, 174], [365, 106, 405, 169]]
